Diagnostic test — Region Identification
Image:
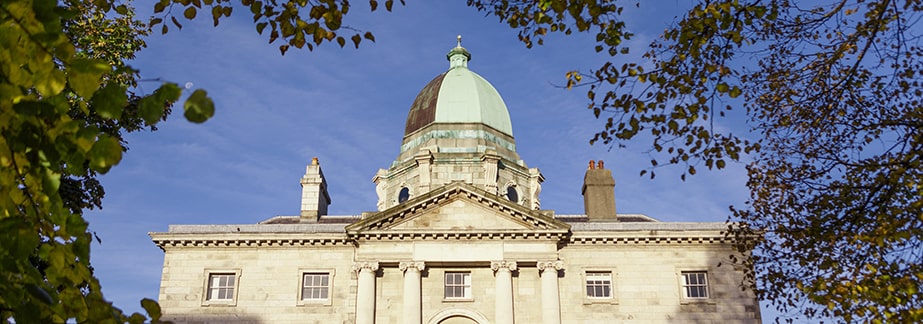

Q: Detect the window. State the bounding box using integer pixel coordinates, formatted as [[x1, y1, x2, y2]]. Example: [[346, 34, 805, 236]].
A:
[[301, 273, 330, 300], [398, 187, 410, 203], [681, 271, 709, 299], [505, 186, 518, 203], [444, 272, 471, 299], [206, 273, 236, 301], [585, 272, 612, 298]]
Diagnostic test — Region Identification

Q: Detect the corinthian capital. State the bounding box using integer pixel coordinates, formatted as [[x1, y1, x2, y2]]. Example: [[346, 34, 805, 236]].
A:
[[537, 260, 564, 272], [490, 260, 518, 272], [352, 261, 380, 273], [399, 261, 426, 272]]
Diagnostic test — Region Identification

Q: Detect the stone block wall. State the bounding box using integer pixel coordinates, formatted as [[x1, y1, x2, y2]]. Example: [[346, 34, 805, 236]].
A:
[[557, 243, 761, 323], [158, 245, 356, 324]]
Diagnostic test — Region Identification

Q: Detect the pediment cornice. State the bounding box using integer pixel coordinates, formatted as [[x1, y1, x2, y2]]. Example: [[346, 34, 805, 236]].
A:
[[345, 182, 570, 238]]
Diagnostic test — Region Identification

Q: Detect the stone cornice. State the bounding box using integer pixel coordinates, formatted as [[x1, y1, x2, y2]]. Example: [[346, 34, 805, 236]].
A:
[[351, 230, 569, 241], [346, 182, 570, 235], [566, 233, 731, 245], [149, 229, 741, 250], [149, 233, 350, 250]]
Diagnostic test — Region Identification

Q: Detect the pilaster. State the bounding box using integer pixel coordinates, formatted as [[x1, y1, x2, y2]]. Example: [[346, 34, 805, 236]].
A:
[[414, 150, 434, 194], [482, 150, 501, 194]]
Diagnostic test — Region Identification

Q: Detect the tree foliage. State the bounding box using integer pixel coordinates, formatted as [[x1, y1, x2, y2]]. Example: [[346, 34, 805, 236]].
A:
[[149, 0, 394, 55], [0, 0, 206, 322], [469, 0, 923, 322]]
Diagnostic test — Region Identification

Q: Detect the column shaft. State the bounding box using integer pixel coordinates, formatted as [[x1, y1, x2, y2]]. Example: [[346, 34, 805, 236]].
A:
[[354, 262, 379, 324], [538, 261, 563, 324], [492, 261, 517, 324], [400, 261, 425, 324]]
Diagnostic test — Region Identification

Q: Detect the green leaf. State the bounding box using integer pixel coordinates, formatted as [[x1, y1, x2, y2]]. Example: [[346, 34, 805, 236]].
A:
[[90, 84, 128, 119], [35, 68, 67, 97], [88, 134, 123, 173], [42, 169, 61, 193], [183, 89, 215, 123], [138, 96, 164, 125], [158, 82, 183, 101], [68, 58, 109, 98], [154, 0, 168, 13], [141, 298, 162, 320], [728, 86, 741, 98], [184, 6, 197, 19]]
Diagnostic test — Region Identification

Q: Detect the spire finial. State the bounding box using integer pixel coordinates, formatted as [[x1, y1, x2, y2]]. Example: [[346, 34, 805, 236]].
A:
[[447, 34, 471, 69]]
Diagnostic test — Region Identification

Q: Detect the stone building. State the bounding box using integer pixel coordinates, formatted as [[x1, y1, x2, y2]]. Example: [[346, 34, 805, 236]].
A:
[[150, 39, 761, 323]]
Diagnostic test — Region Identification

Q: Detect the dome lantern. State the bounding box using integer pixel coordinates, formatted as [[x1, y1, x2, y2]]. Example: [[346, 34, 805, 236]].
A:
[[447, 35, 471, 69]]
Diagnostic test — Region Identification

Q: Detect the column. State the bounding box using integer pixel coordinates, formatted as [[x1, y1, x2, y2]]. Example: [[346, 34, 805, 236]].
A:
[[491, 260, 517, 324], [399, 261, 426, 324], [353, 261, 379, 324], [537, 261, 564, 324]]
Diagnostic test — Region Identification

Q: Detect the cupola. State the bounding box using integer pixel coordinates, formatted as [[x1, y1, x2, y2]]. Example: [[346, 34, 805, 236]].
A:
[[372, 37, 543, 213], [403, 35, 514, 140]]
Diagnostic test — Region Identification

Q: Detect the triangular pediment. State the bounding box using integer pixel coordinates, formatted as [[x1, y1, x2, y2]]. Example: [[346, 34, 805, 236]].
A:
[[345, 182, 569, 235]]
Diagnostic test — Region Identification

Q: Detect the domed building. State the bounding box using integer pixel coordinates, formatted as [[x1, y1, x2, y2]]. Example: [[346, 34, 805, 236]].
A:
[[150, 39, 761, 324]]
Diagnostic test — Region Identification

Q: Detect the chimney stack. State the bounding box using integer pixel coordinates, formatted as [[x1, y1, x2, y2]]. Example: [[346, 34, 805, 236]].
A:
[[582, 160, 617, 221], [300, 157, 331, 222]]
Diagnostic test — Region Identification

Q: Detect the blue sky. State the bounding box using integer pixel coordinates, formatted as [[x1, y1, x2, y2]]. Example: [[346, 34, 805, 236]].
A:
[[84, 1, 769, 319]]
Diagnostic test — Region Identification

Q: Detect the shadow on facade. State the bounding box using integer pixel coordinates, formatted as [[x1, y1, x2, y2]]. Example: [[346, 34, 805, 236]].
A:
[[661, 252, 762, 322]]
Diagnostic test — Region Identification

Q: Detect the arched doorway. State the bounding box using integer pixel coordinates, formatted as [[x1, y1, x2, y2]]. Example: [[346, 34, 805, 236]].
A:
[[438, 315, 478, 324], [427, 307, 490, 324]]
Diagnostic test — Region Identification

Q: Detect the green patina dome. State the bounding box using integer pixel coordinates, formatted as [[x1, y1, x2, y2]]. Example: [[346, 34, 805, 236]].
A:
[[404, 38, 513, 138]]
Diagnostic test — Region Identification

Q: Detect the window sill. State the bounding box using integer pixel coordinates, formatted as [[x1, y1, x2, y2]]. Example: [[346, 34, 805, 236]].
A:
[[202, 300, 237, 307], [583, 297, 618, 305], [297, 299, 332, 306], [442, 298, 474, 303], [679, 298, 716, 305]]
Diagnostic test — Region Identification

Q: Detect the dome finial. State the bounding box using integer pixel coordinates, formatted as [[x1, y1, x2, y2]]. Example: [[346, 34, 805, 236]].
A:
[[447, 34, 471, 69]]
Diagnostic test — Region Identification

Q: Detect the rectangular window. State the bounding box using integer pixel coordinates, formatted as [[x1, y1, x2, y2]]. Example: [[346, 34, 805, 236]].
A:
[[206, 273, 236, 301], [302, 273, 330, 300], [681, 271, 709, 299], [444, 272, 471, 299], [585, 272, 612, 298]]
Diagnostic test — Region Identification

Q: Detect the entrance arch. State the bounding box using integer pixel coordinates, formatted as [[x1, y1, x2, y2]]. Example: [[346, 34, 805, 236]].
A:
[[438, 316, 478, 324], [427, 307, 491, 324]]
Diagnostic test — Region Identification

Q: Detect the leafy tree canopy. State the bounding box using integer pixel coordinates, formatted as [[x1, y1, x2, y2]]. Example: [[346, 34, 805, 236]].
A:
[[1, 0, 201, 322]]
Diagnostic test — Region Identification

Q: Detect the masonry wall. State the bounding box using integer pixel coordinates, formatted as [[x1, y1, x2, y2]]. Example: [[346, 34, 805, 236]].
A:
[[558, 243, 761, 323], [158, 245, 356, 324], [156, 238, 759, 324]]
